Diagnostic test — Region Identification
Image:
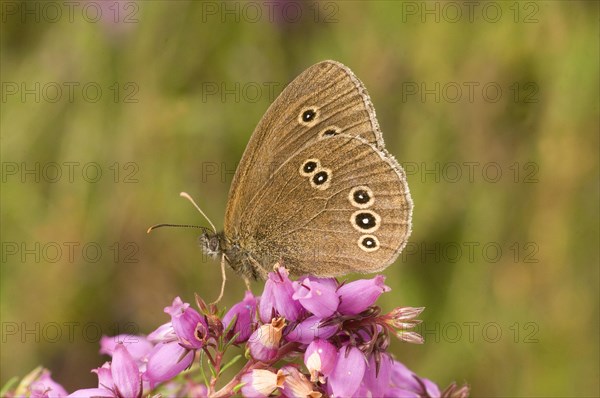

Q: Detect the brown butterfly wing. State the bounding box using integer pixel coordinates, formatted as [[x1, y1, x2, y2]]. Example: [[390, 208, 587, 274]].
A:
[[234, 134, 412, 276], [224, 60, 385, 234]]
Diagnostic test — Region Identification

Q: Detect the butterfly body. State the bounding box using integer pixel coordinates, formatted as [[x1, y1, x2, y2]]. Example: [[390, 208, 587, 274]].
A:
[[202, 60, 412, 281]]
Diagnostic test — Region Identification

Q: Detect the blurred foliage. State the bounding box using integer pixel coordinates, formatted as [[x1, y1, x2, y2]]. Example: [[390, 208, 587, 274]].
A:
[[1, 1, 598, 396]]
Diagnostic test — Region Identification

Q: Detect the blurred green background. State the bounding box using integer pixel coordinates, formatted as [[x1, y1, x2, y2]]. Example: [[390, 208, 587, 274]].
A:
[[1, 1, 598, 396]]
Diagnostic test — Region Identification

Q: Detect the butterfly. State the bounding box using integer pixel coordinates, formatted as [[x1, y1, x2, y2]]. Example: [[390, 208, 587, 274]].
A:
[[192, 60, 412, 299]]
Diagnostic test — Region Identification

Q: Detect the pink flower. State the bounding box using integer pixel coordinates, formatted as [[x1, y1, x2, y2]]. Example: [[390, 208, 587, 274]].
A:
[[240, 369, 284, 398], [356, 353, 393, 398], [28, 369, 68, 398], [259, 267, 304, 322], [248, 317, 286, 362], [223, 290, 257, 343], [144, 341, 194, 386], [99, 334, 153, 369], [69, 344, 142, 398], [327, 346, 367, 397], [387, 360, 441, 397], [292, 278, 339, 318], [164, 296, 208, 349], [285, 315, 338, 344], [337, 275, 391, 315], [304, 339, 337, 382], [280, 365, 322, 398]]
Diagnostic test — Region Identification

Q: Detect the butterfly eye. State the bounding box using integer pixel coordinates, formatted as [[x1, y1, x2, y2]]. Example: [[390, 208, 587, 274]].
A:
[[349, 186, 374, 208], [299, 158, 320, 177], [351, 210, 381, 233], [299, 107, 319, 126], [358, 235, 380, 252]]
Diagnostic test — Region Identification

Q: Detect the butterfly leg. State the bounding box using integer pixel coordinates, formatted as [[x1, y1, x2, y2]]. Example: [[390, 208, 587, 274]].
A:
[[243, 277, 251, 292], [210, 253, 227, 305]]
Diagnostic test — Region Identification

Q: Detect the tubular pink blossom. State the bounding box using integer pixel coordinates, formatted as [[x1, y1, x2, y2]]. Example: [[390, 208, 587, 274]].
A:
[[111, 343, 142, 398], [144, 341, 194, 386], [292, 278, 339, 318], [259, 267, 304, 322], [337, 275, 391, 315], [280, 365, 322, 398], [240, 369, 284, 398], [165, 297, 208, 349], [285, 315, 338, 344], [223, 290, 257, 343], [248, 317, 286, 362], [327, 346, 367, 397], [304, 339, 337, 382]]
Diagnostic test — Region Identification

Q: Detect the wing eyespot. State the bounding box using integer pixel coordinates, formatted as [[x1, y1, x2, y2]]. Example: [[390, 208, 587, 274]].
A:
[[358, 234, 380, 252], [298, 107, 319, 127], [351, 210, 381, 233], [348, 186, 374, 209], [318, 126, 341, 139], [309, 167, 332, 190], [299, 158, 320, 177]]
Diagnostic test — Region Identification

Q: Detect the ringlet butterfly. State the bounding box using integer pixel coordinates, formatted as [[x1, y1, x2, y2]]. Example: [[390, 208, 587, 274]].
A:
[[152, 60, 412, 301]]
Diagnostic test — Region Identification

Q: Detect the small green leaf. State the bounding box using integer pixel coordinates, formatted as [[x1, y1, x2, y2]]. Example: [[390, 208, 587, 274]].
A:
[[199, 350, 209, 388], [0, 377, 18, 397], [223, 313, 238, 335], [219, 354, 243, 375], [233, 382, 246, 393], [222, 331, 241, 352]]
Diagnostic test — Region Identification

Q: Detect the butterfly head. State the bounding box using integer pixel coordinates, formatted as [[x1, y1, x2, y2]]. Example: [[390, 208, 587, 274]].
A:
[[200, 230, 224, 258]]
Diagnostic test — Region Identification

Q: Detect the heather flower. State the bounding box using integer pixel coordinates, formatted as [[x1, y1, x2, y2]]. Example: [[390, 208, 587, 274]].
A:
[[110, 344, 143, 398], [356, 353, 393, 397], [280, 365, 322, 398], [327, 345, 367, 397], [285, 315, 338, 344], [248, 317, 286, 362], [144, 341, 194, 386], [146, 322, 177, 343], [259, 267, 304, 322], [21, 368, 67, 398], [222, 290, 257, 343], [7, 266, 469, 398], [304, 339, 337, 382], [164, 296, 208, 349], [387, 359, 441, 397], [69, 344, 142, 398], [99, 334, 153, 369], [240, 369, 284, 398], [292, 277, 339, 317], [337, 275, 391, 314]]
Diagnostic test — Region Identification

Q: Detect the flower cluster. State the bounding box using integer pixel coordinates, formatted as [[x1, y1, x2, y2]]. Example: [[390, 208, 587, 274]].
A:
[[5, 266, 469, 398]]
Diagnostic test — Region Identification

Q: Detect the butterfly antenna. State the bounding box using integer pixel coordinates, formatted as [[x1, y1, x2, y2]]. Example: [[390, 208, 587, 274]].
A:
[[179, 192, 218, 233], [146, 224, 211, 234]]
